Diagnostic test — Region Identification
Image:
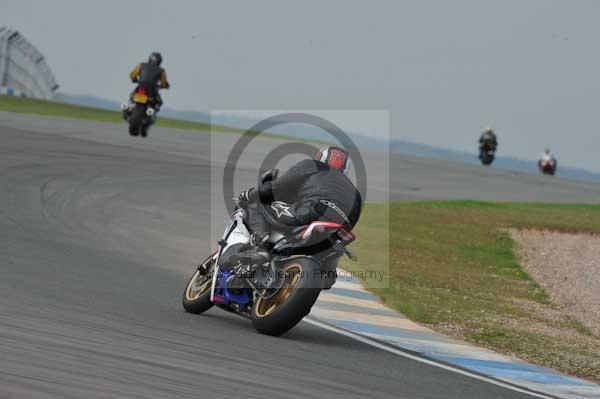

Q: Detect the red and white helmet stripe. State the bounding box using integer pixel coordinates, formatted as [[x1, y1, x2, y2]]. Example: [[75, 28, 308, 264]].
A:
[[315, 146, 352, 175]]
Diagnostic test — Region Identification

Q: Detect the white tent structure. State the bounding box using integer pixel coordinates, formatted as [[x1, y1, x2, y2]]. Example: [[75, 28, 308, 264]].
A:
[[0, 27, 59, 99]]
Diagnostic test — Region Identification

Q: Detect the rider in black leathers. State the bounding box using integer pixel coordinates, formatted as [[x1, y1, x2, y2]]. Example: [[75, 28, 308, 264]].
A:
[[479, 127, 498, 152], [129, 52, 170, 109], [236, 146, 363, 288]]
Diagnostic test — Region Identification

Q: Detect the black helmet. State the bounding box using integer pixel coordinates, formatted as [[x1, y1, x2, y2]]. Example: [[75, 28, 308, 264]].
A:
[[149, 52, 163, 66]]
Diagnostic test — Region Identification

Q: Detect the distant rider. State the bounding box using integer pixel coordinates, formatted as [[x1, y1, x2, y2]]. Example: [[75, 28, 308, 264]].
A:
[[479, 127, 498, 152], [236, 146, 363, 288], [540, 148, 556, 163], [538, 148, 557, 173], [128, 52, 170, 110]]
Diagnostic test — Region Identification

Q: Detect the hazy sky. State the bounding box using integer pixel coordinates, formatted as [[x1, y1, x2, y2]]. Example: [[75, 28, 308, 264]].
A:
[[4, 0, 600, 170]]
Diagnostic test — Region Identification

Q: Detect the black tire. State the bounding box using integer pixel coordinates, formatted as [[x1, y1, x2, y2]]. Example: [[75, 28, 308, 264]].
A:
[[480, 151, 494, 166], [141, 125, 149, 138], [481, 156, 494, 166], [128, 104, 145, 136], [182, 268, 214, 314], [251, 258, 321, 336], [540, 165, 556, 176]]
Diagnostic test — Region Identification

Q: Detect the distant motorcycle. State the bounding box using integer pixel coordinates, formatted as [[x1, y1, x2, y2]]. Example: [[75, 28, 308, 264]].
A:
[[182, 190, 357, 336], [479, 142, 496, 166], [538, 158, 557, 176], [121, 85, 161, 137]]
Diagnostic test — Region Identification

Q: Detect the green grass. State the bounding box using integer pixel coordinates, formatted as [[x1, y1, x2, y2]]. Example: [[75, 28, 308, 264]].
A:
[[0, 95, 299, 139], [342, 201, 600, 381]]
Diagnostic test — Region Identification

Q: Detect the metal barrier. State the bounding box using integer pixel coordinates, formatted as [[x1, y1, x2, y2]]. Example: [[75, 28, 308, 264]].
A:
[[0, 27, 59, 99]]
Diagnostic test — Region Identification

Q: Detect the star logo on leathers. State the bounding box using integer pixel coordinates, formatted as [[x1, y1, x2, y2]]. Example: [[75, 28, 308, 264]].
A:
[[270, 201, 294, 219]]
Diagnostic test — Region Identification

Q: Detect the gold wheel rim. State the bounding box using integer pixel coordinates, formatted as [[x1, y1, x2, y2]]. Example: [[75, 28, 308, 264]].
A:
[[185, 270, 211, 301], [254, 263, 303, 318]]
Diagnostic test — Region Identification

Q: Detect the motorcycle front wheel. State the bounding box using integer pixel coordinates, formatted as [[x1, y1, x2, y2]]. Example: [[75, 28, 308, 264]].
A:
[[182, 264, 214, 314], [251, 257, 321, 336]]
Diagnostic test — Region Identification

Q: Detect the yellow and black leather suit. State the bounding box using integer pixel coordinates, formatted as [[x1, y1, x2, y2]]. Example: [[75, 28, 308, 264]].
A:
[[130, 62, 170, 89], [129, 62, 170, 107]]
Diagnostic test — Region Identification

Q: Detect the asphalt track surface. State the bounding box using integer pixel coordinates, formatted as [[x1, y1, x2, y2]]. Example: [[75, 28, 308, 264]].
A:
[[2, 112, 599, 399]]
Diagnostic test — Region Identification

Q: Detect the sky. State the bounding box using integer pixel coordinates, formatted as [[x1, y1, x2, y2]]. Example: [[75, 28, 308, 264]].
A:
[[4, 0, 600, 171]]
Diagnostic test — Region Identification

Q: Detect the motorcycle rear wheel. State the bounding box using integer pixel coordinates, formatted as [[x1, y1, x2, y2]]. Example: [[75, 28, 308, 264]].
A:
[[251, 258, 321, 336], [481, 155, 494, 166], [128, 105, 145, 136]]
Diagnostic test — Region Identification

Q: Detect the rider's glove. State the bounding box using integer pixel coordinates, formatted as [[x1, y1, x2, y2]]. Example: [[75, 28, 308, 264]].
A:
[[238, 189, 252, 202], [237, 188, 258, 206]]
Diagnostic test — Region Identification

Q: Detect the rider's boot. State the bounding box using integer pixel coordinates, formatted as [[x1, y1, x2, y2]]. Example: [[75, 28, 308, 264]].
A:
[[121, 102, 132, 120], [226, 233, 271, 289], [121, 93, 134, 120], [232, 232, 271, 266], [228, 233, 270, 271]]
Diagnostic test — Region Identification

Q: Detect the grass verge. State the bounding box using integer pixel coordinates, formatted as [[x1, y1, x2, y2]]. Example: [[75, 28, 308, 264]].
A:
[[342, 201, 600, 382], [0, 95, 298, 139]]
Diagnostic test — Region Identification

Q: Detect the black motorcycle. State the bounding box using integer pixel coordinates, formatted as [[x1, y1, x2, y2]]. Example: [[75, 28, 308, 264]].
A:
[[479, 142, 496, 166], [538, 158, 557, 176], [121, 85, 161, 137], [182, 174, 357, 336]]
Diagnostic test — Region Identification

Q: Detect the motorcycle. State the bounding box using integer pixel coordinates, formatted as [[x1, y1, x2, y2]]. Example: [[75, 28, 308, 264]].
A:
[[121, 85, 160, 137], [538, 158, 557, 176], [182, 195, 357, 336], [478, 142, 496, 166]]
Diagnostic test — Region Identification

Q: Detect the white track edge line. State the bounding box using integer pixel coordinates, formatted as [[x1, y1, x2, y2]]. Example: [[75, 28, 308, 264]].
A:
[[305, 317, 558, 399]]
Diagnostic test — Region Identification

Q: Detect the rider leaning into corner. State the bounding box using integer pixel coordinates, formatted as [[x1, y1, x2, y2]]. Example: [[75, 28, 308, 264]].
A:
[[235, 146, 363, 289], [128, 52, 170, 110], [479, 127, 498, 150]]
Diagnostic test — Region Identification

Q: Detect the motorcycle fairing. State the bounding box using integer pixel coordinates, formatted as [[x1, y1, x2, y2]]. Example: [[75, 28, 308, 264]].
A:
[[212, 270, 251, 306], [210, 208, 250, 302], [209, 207, 354, 307]]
